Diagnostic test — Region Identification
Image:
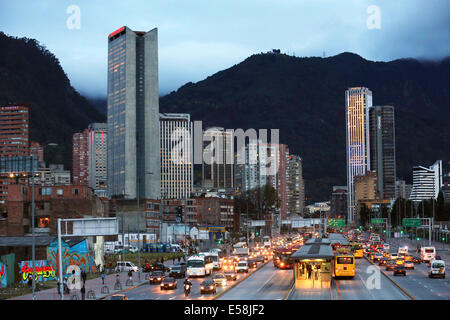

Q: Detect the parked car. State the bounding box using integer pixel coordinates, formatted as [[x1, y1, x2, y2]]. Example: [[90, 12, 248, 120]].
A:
[[160, 277, 178, 290], [169, 264, 187, 278], [200, 279, 217, 294], [148, 271, 165, 284], [393, 265, 406, 276], [115, 261, 139, 273]]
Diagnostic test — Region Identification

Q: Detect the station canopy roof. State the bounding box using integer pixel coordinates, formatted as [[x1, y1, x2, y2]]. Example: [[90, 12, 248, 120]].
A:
[[292, 238, 334, 260]]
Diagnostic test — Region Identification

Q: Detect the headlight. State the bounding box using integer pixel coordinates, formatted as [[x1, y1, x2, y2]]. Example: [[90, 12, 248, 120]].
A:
[[200, 286, 204, 289], [210, 286, 214, 289], [157, 278, 161, 280]]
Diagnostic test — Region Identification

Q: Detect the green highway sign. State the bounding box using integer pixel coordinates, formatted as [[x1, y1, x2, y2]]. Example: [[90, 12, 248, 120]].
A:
[[371, 218, 385, 224], [328, 218, 346, 227], [402, 218, 421, 227]]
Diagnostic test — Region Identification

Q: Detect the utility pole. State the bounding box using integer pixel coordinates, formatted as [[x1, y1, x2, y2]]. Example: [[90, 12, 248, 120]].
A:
[[30, 157, 36, 300], [137, 176, 141, 281]]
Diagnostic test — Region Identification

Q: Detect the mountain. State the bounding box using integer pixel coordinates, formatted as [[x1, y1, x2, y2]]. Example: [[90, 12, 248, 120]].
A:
[[160, 52, 450, 203], [0, 32, 105, 168]]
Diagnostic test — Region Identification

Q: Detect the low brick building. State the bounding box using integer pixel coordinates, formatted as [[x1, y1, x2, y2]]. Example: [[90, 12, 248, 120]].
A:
[[0, 184, 106, 237]]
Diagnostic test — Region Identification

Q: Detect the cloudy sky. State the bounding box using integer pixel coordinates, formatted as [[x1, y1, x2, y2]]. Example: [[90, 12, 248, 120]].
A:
[[1, 0, 449, 97]]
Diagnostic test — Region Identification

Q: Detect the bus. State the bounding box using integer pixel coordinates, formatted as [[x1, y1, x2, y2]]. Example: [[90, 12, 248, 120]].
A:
[[333, 253, 355, 278], [186, 255, 214, 277], [207, 250, 222, 270], [273, 248, 293, 269]]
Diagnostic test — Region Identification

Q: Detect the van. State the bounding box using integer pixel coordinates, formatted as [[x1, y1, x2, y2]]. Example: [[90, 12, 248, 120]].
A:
[[420, 247, 436, 262], [115, 261, 138, 273], [428, 260, 445, 278]]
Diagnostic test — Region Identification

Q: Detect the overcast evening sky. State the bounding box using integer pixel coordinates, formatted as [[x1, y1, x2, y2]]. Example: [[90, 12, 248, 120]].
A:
[[1, 0, 449, 97]]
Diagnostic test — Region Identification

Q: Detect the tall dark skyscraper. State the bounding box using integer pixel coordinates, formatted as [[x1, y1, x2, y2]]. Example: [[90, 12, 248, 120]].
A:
[[369, 105, 396, 200], [107, 26, 160, 199]]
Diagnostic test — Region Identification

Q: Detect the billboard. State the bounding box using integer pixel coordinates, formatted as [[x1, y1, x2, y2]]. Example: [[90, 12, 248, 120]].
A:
[[72, 218, 118, 236], [250, 220, 266, 227], [371, 218, 385, 224]]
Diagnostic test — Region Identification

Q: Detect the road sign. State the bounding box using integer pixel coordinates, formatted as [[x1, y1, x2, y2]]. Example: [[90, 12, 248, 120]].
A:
[[328, 218, 346, 227], [371, 218, 385, 224], [402, 218, 421, 227], [250, 220, 266, 227]]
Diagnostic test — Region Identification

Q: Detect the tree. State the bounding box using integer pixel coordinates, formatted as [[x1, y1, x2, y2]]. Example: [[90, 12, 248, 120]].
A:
[[359, 204, 369, 227]]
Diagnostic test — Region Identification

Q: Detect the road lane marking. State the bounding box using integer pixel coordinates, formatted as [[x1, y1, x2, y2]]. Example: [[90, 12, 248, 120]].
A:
[[335, 280, 342, 300]]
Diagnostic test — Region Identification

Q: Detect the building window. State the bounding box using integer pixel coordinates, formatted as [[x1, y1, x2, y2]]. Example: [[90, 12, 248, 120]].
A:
[[73, 188, 79, 195], [57, 189, 63, 196]]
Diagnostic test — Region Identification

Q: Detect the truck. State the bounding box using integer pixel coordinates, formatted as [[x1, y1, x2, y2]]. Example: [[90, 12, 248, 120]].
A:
[[234, 247, 249, 261], [420, 246, 436, 263]]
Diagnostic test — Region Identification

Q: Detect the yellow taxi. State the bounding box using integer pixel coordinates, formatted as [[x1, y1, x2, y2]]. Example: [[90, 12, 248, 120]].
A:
[[396, 258, 405, 265], [404, 254, 413, 261]]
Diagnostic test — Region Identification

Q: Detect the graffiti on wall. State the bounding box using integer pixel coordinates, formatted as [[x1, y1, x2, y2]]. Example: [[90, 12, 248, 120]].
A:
[[0, 262, 6, 288], [17, 260, 56, 283], [47, 239, 96, 276]]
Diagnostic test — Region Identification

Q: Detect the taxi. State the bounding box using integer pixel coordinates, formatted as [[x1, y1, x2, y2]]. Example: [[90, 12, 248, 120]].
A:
[[395, 258, 405, 266]]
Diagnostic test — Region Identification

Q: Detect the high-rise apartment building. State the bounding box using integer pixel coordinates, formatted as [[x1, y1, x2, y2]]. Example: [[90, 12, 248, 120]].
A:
[[160, 113, 193, 199], [0, 105, 30, 157], [88, 123, 108, 190], [409, 160, 443, 202], [202, 127, 234, 190], [107, 26, 160, 199], [234, 139, 268, 193], [72, 129, 89, 185], [369, 105, 396, 200], [286, 154, 305, 216], [345, 87, 372, 223]]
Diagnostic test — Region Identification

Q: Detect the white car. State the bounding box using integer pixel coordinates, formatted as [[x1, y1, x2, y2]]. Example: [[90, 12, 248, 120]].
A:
[[390, 253, 399, 260], [236, 261, 249, 273], [383, 243, 390, 250], [115, 261, 139, 272], [429, 260, 445, 279], [212, 273, 228, 287]]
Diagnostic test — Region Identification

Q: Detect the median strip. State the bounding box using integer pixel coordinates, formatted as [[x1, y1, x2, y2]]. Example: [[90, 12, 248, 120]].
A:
[[363, 255, 415, 300], [212, 259, 271, 300]]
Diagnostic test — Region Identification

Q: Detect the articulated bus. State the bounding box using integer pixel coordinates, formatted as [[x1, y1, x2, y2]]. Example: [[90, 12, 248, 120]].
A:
[[186, 255, 214, 277], [273, 248, 293, 269], [333, 253, 355, 278]]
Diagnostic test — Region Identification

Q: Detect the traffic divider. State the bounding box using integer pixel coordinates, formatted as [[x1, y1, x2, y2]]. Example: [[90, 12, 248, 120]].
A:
[[212, 259, 271, 300]]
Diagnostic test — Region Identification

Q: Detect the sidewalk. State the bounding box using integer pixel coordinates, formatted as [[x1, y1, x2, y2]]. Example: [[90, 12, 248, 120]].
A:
[[9, 259, 181, 300]]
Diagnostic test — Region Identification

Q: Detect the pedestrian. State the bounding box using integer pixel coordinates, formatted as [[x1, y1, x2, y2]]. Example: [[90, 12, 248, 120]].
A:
[[173, 257, 175, 264], [307, 264, 312, 279], [101, 270, 106, 285], [115, 274, 120, 285], [28, 274, 32, 287], [128, 269, 133, 282], [81, 270, 87, 286], [81, 285, 86, 300]]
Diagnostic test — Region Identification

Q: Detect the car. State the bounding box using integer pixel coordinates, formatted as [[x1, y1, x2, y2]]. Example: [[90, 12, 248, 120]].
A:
[[200, 279, 217, 294], [148, 271, 165, 284], [148, 263, 170, 273], [373, 253, 384, 262], [390, 253, 399, 260], [428, 260, 445, 279], [404, 260, 414, 269], [393, 265, 406, 276], [383, 243, 390, 250], [378, 257, 388, 266], [169, 264, 186, 278], [212, 273, 228, 287], [255, 255, 265, 263], [110, 294, 128, 300], [386, 260, 396, 271], [160, 277, 177, 290], [224, 270, 238, 281], [396, 258, 405, 266], [236, 261, 249, 273], [412, 256, 421, 264], [115, 261, 139, 273], [248, 259, 258, 268], [404, 254, 413, 261]]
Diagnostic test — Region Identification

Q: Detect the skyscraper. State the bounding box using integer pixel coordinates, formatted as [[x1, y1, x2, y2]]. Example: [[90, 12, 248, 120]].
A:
[[30, 141, 44, 163], [72, 129, 89, 185], [202, 127, 234, 190], [369, 105, 396, 200], [345, 87, 372, 224], [234, 139, 268, 193], [107, 26, 160, 199], [409, 160, 443, 201], [160, 113, 193, 199], [88, 123, 108, 191], [286, 154, 305, 216]]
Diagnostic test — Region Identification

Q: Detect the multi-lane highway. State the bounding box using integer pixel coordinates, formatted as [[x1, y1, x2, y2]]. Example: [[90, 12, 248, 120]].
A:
[[116, 235, 448, 300]]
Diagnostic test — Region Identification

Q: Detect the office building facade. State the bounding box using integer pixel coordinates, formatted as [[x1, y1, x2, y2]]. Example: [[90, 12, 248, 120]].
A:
[[160, 113, 193, 199], [286, 154, 305, 216], [369, 105, 396, 200], [409, 160, 443, 202], [345, 87, 372, 223], [107, 26, 160, 199]]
